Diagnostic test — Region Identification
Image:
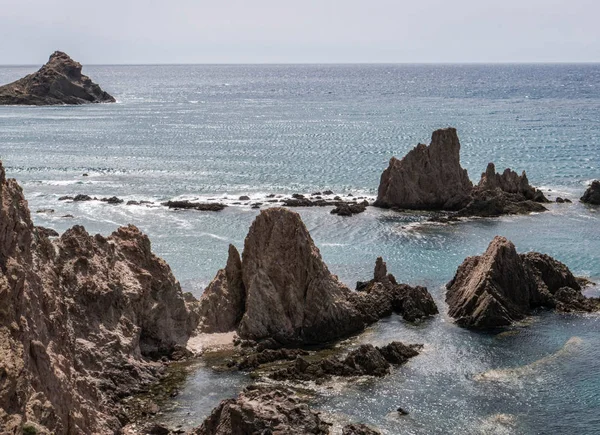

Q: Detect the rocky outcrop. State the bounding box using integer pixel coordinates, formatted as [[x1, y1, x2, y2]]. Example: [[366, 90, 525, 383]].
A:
[[342, 424, 381, 435], [190, 385, 331, 435], [0, 51, 115, 105], [581, 180, 600, 205], [270, 342, 421, 382], [162, 200, 227, 211], [374, 128, 473, 210], [0, 160, 198, 434], [446, 236, 599, 329], [374, 129, 550, 218], [198, 208, 436, 345]]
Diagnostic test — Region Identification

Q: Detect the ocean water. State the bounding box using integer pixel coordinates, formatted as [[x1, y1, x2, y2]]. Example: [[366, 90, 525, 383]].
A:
[[1, 64, 599, 434]]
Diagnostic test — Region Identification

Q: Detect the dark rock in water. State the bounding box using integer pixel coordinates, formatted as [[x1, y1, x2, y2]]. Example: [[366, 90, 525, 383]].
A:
[[564, 198, 572, 203], [0, 51, 115, 105], [82, 173, 89, 177], [455, 189, 547, 218], [331, 202, 367, 216], [342, 423, 381, 435], [323, 190, 334, 195], [374, 128, 473, 210], [235, 348, 309, 370], [58, 195, 74, 201], [100, 196, 124, 204], [36, 226, 59, 238], [73, 194, 93, 202], [556, 197, 565, 203], [0, 160, 199, 433], [238, 195, 250, 200], [127, 200, 140, 206], [446, 236, 600, 329], [269, 342, 421, 382], [190, 385, 331, 435], [163, 200, 226, 211], [397, 407, 409, 416], [61, 214, 74, 218], [477, 163, 548, 202], [36, 208, 54, 214], [581, 180, 600, 205]]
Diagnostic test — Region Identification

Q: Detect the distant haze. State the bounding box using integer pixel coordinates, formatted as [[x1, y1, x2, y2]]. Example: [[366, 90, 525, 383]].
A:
[[1, 0, 599, 64]]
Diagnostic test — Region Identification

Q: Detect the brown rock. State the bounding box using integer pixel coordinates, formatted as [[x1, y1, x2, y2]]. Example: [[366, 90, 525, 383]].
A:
[[446, 236, 599, 329], [0, 51, 115, 105], [163, 200, 226, 211], [581, 180, 600, 205], [0, 160, 198, 433], [343, 423, 381, 435], [374, 128, 473, 210], [190, 385, 331, 435], [477, 163, 547, 202]]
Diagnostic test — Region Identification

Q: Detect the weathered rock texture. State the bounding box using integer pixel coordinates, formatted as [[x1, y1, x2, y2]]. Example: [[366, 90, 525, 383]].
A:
[[0, 51, 115, 105], [190, 385, 331, 435], [374, 128, 473, 210], [581, 180, 600, 205], [374, 129, 549, 217], [197, 208, 437, 345], [0, 160, 197, 434], [446, 236, 599, 329]]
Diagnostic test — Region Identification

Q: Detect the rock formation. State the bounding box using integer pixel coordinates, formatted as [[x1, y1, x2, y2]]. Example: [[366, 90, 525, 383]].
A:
[[0, 160, 198, 433], [0, 51, 115, 105], [190, 385, 331, 435], [374, 128, 550, 217], [581, 180, 600, 205], [446, 236, 599, 329], [197, 208, 436, 345], [374, 128, 473, 210]]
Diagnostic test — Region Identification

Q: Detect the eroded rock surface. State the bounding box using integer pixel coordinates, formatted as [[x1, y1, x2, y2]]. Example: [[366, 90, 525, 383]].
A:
[[198, 208, 436, 345], [374, 128, 473, 210], [0, 161, 198, 434], [0, 51, 115, 105], [581, 180, 600, 205], [190, 385, 331, 435], [446, 236, 599, 329]]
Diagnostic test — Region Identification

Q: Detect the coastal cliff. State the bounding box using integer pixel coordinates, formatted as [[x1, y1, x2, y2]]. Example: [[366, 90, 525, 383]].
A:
[[0, 161, 197, 434], [0, 51, 115, 105]]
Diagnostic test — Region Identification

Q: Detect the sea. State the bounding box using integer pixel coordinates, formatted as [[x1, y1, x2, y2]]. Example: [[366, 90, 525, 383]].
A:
[[1, 64, 599, 434]]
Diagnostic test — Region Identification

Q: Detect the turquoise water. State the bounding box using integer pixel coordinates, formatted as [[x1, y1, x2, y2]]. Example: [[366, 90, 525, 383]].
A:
[[1, 64, 599, 434]]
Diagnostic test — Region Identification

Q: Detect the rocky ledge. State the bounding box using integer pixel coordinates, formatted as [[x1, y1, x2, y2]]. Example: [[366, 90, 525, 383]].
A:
[[446, 236, 599, 329], [374, 128, 550, 218], [581, 180, 600, 205], [0, 160, 198, 433], [0, 51, 115, 105], [197, 207, 437, 345], [189, 384, 381, 435]]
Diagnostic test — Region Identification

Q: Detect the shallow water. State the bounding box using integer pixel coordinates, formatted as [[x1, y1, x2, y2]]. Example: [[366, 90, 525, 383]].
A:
[[1, 64, 599, 434]]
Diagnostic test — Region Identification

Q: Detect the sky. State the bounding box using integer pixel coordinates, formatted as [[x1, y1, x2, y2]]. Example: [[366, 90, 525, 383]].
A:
[[1, 0, 599, 64]]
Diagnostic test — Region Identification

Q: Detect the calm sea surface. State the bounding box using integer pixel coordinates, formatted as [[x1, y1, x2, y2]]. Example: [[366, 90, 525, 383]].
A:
[[1, 64, 599, 434]]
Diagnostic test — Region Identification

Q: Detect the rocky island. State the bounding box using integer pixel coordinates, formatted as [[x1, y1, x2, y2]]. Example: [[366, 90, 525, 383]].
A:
[[0, 51, 115, 105]]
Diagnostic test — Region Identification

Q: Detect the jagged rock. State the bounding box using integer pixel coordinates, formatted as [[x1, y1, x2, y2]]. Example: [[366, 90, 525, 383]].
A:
[[270, 342, 421, 382], [162, 200, 226, 211], [477, 163, 548, 202], [197, 245, 245, 333], [343, 424, 381, 435], [455, 189, 547, 218], [374, 128, 473, 210], [351, 257, 438, 322], [100, 196, 124, 204], [35, 225, 59, 237], [237, 208, 366, 344], [0, 161, 198, 433], [581, 180, 600, 205], [330, 202, 367, 216], [235, 348, 309, 371], [190, 385, 331, 435], [0, 51, 115, 105], [199, 209, 435, 345], [446, 236, 599, 329]]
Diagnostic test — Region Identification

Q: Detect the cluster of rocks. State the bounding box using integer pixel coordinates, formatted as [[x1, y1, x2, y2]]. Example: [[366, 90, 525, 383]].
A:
[[59, 194, 125, 204], [374, 128, 551, 218], [0, 51, 115, 105], [197, 207, 438, 345], [446, 236, 599, 329], [162, 200, 227, 211], [0, 160, 199, 433]]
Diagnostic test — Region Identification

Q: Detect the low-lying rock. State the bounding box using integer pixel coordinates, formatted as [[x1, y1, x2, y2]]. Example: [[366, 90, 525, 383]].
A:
[[100, 195, 124, 204], [331, 201, 368, 216], [0, 51, 115, 105], [190, 385, 331, 435], [35, 225, 59, 237], [343, 424, 381, 435], [581, 180, 600, 205], [446, 236, 599, 329], [162, 200, 227, 211]]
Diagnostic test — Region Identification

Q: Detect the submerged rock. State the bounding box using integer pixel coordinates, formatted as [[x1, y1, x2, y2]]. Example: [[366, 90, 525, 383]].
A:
[[0, 160, 198, 433], [190, 385, 331, 435], [374, 127, 473, 210], [446, 236, 599, 329], [0, 51, 115, 105], [162, 200, 226, 211], [581, 180, 600, 205]]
